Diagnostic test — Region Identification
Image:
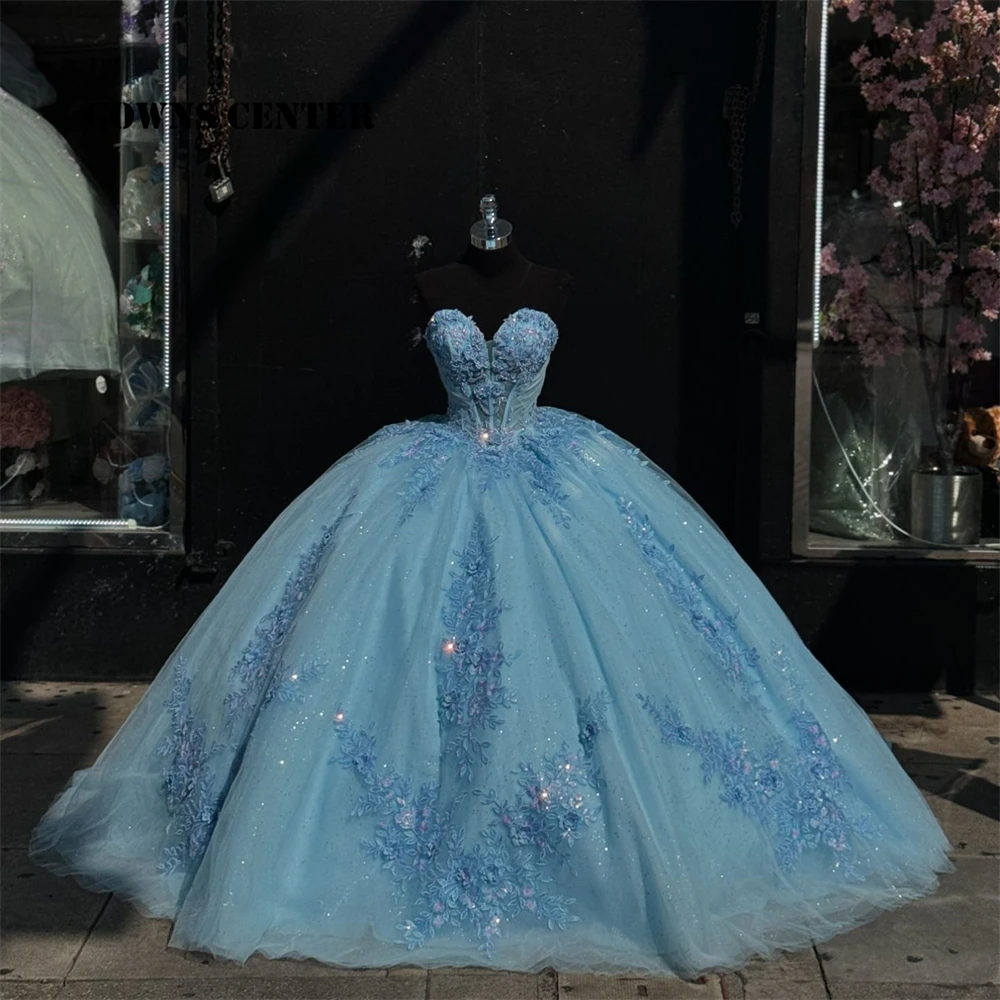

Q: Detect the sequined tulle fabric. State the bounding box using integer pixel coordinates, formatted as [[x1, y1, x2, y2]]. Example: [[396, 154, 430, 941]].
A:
[[29, 309, 955, 977]]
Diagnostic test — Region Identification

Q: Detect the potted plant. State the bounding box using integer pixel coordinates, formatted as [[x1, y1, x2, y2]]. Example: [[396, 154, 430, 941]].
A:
[[821, 0, 998, 544]]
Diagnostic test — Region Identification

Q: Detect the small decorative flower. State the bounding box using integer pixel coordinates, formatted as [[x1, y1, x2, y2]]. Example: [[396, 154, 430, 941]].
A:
[[0, 386, 52, 450], [142, 453, 168, 483]]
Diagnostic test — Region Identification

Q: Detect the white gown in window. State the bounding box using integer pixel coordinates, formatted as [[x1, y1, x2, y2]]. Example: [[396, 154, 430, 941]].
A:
[[0, 86, 118, 383]]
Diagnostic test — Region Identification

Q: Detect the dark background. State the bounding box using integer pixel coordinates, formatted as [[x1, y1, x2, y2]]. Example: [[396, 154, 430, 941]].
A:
[[1, 0, 996, 694]]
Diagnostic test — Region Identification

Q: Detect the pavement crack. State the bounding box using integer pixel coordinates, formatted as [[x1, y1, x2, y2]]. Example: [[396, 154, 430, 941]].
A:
[[64, 890, 112, 984], [812, 941, 833, 999]]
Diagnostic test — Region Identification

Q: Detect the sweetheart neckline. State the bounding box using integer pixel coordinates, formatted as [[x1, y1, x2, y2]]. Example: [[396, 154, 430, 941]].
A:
[[426, 307, 558, 345]]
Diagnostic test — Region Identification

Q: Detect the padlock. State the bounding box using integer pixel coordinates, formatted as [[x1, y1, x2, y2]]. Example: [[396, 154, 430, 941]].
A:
[[209, 170, 234, 203]]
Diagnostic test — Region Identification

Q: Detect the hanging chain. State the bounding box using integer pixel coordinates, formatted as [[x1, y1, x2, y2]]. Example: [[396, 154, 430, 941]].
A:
[[198, 0, 234, 202], [723, 1, 771, 229]]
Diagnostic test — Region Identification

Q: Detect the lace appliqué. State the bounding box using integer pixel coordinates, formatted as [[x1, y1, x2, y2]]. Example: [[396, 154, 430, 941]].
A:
[[618, 495, 763, 703], [377, 422, 457, 525], [638, 690, 889, 881], [365, 414, 449, 448], [476, 690, 610, 871], [332, 713, 604, 958], [262, 658, 324, 706], [438, 517, 518, 778], [470, 426, 572, 527], [223, 508, 352, 737], [424, 308, 557, 402], [489, 310, 559, 383], [479, 741, 604, 873], [424, 309, 490, 389], [533, 409, 652, 473], [376, 416, 574, 528], [576, 689, 612, 755], [155, 657, 225, 875]]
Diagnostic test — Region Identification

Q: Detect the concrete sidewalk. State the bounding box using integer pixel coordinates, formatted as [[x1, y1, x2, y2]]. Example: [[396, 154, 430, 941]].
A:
[[1, 682, 997, 1000]]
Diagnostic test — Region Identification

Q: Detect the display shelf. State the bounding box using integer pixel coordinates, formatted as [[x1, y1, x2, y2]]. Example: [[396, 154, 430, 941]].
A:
[[116, 0, 172, 532], [804, 531, 1000, 564]]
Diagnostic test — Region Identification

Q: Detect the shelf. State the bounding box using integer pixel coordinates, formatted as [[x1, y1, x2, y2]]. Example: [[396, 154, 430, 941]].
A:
[[0, 519, 182, 553], [798, 531, 1000, 564], [1, 499, 106, 522]]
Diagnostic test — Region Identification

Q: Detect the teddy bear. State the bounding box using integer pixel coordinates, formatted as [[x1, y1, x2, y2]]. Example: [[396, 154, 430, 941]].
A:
[[956, 405, 1000, 538], [955, 406, 1000, 477]]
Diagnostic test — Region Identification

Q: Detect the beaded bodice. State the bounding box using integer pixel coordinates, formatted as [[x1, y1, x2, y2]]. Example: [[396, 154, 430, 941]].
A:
[[425, 308, 558, 437]]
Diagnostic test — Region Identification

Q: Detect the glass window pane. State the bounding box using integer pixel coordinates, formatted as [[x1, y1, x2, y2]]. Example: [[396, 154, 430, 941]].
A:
[[799, 0, 999, 558], [0, 0, 184, 545]]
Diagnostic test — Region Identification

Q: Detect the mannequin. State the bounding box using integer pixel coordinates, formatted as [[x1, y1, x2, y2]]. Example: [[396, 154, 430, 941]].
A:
[[414, 195, 572, 336]]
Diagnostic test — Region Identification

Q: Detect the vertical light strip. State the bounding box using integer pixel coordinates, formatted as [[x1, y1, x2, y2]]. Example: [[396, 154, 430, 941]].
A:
[[161, 0, 173, 388], [812, 3, 829, 348]]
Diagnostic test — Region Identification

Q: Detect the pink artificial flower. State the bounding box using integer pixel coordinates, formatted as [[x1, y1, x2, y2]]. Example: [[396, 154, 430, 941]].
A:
[[841, 259, 869, 295], [824, 0, 998, 394], [831, 0, 866, 24], [821, 243, 841, 275], [968, 246, 998, 270], [967, 264, 1000, 320], [872, 9, 896, 35], [0, 386, 52, 450], [950, 316, 993, 373], [879, 240, 904, 271]]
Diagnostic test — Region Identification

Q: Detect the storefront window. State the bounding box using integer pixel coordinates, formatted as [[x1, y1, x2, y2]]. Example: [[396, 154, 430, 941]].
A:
[[0, 0, 184, 550], [794, 0, 999, 559]]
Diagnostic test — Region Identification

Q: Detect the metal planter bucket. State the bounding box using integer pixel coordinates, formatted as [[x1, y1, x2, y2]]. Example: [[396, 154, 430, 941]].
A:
[[910, 467, 983, 545]]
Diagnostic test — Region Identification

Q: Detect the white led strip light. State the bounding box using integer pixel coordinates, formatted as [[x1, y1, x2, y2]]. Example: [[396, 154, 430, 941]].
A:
[[2, 519, 138, 530], [161, 0, 173, 388], [812, 5, 828, 349]]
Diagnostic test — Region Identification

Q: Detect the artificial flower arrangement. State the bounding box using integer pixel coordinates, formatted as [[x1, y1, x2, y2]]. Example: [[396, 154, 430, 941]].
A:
[[119, 452, 170, 526], [120, 250, 164, 338], [821, 0, 998, 473], [121, 164, 164, 240], [118, 344, 169, 431], [0, 385, 52, 505], [121, 0, 163, 46]]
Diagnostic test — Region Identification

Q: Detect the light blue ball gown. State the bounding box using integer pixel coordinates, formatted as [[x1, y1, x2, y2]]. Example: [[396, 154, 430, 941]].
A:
[[29, 308, 955, 978]]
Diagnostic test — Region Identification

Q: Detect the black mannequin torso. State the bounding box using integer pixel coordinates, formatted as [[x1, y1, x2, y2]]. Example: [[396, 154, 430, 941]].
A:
[[414, 239, 572, 338]]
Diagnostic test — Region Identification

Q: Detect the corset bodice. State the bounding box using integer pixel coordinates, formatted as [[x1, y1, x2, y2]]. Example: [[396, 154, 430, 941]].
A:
[[424, 308, 558, 438]]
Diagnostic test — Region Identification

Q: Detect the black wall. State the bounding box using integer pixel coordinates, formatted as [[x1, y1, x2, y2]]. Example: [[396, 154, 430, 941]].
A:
[[194, 0, 771, 555], [2, 1, 996, 694]]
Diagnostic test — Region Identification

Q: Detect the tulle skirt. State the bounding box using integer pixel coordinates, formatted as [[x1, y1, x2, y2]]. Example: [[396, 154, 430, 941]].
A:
[[29, 407, 955, 977], [0, 86, 118, 381]]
